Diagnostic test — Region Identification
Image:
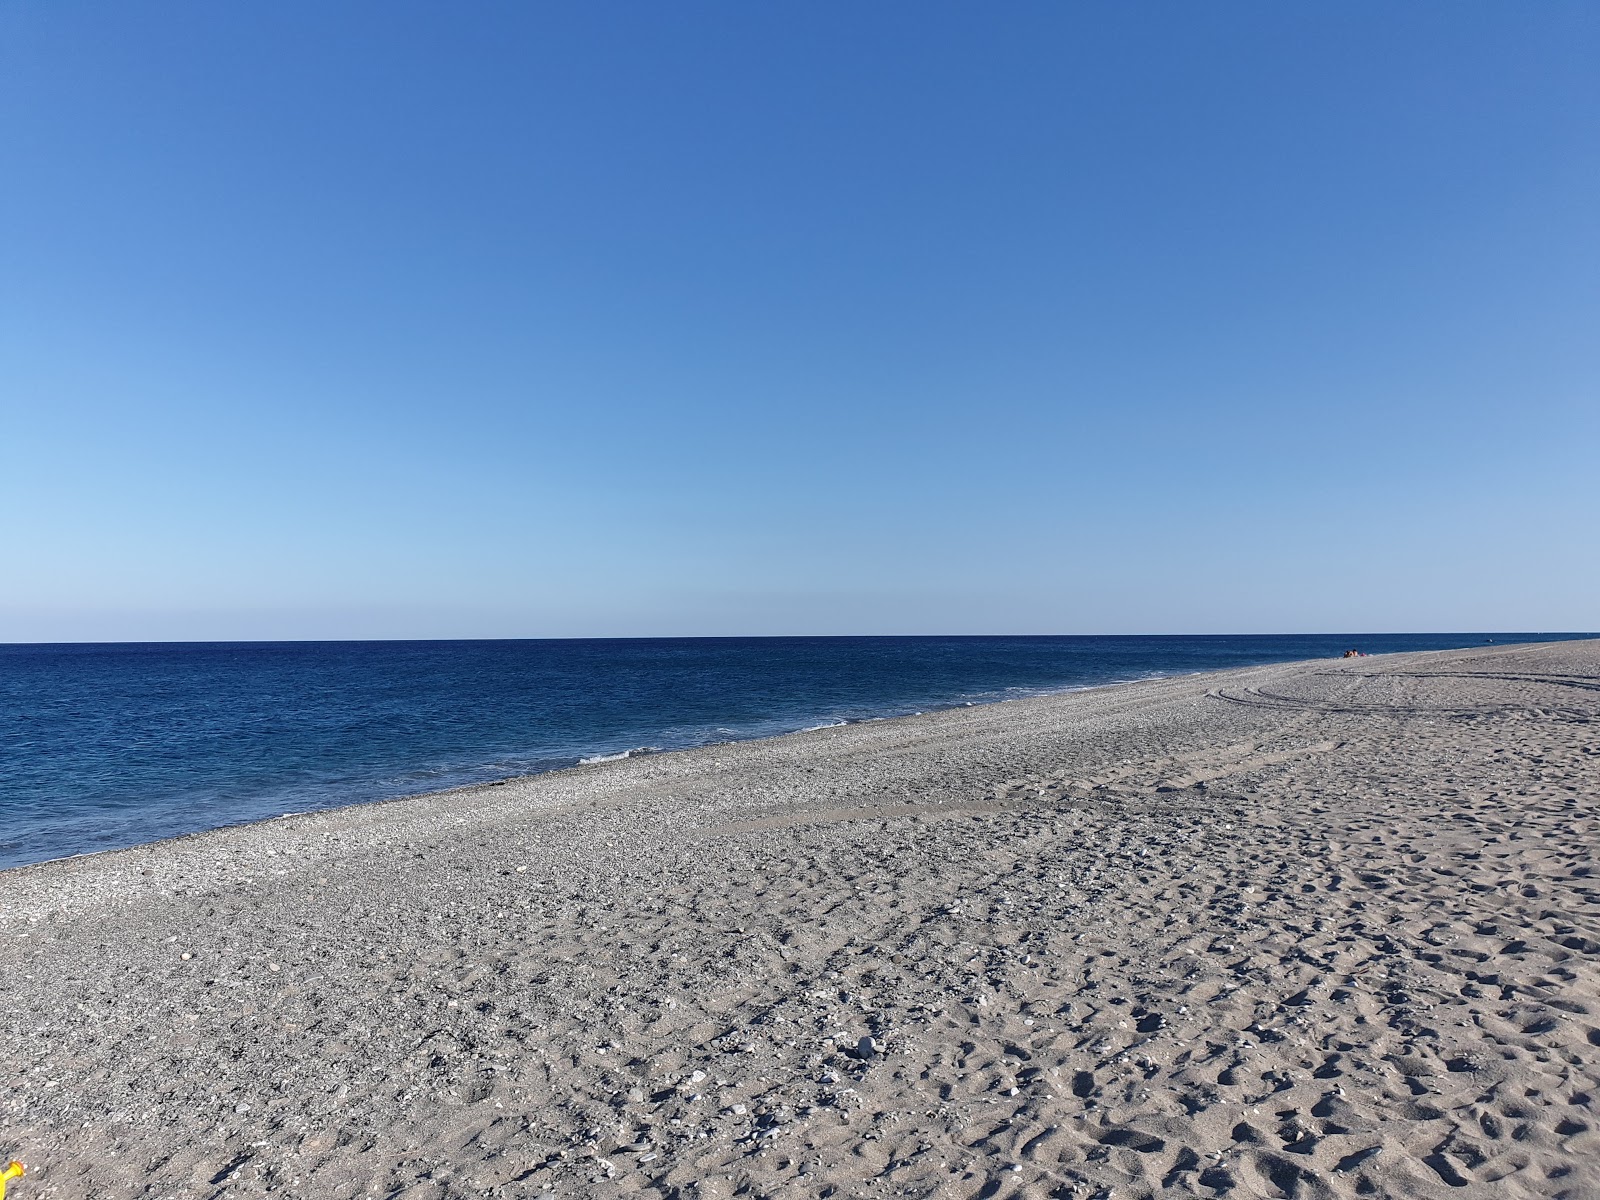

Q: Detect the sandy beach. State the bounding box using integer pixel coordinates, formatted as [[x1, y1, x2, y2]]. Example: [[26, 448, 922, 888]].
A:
[[2, 639, 1596, 1199]]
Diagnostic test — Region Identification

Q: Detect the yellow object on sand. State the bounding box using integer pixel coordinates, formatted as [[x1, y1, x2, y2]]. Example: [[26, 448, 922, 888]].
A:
[[0, 1160, 23, 1197]]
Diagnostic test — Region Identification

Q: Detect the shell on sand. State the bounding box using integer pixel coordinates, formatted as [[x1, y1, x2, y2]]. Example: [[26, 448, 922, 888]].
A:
[[2, 640, 1598, 1198]]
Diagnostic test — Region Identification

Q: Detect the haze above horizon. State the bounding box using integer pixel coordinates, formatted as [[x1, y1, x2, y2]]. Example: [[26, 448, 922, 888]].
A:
[[3, 3, 1596, 642]]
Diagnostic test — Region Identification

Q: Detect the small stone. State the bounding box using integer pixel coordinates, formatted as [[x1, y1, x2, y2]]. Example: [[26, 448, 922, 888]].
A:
[[857, 1035, 879, 1060], [180, 952, 192, 961]]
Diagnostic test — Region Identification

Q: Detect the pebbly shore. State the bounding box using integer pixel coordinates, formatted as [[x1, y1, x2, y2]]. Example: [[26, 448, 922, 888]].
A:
[[2, 639, 1597, 1199]]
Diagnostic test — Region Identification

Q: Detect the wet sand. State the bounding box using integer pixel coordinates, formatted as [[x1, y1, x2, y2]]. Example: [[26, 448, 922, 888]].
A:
[[2, 639, 1597, 1199]]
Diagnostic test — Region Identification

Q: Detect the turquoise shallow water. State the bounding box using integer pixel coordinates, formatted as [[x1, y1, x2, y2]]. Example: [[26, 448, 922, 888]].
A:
[[0, 633, 1589, 869]]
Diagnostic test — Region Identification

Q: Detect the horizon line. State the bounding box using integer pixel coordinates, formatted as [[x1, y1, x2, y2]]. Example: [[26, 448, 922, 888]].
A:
[[2, 630, 1592, 649]]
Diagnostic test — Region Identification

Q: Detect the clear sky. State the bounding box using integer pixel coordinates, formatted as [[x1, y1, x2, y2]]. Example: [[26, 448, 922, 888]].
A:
[[2, 3, 1596, 640]]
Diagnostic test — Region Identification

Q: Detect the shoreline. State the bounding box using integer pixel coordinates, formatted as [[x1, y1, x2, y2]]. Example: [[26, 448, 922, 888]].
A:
[[0, 663, 1212, 879], [12, 634, 1583, 876], [3, 638, 1597, 1198]]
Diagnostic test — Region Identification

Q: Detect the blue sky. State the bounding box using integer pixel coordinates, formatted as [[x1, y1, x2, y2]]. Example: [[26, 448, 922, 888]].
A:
[[2, 2, 1596, 640]]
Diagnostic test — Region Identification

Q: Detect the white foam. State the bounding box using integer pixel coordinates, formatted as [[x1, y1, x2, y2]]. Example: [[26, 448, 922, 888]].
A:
[[578, 746, 660, 765]]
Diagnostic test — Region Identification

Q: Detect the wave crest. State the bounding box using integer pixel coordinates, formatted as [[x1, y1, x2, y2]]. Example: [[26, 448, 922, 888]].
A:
[[578, 746, 661, 765]]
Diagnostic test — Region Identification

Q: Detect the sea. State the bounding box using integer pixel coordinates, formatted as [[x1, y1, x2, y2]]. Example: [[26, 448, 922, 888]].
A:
[[0, 633, 1590, 870]]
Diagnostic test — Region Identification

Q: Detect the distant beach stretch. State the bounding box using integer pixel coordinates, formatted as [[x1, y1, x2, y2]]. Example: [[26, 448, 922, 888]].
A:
[[3, 640, 1598, 1198], [2, 633, 1586, 870]]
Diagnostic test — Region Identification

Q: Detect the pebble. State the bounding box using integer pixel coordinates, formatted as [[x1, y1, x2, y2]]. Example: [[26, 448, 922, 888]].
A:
[[857, 1035, 879, 1060]]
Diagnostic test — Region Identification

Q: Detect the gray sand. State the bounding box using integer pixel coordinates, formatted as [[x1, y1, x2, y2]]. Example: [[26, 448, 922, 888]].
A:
[[2, 640, 1597, 1199]]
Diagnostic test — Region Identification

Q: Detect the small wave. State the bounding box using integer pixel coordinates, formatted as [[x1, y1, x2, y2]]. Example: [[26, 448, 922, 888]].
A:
[[578, 746, 661, 765], [802, 720, 848, 732]]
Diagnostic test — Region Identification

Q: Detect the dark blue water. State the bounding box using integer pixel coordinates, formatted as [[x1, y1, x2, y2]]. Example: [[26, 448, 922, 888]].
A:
[[0, 633, 1590, 870]]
